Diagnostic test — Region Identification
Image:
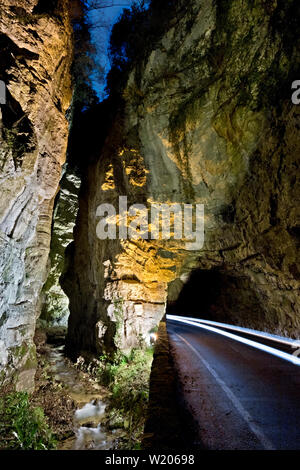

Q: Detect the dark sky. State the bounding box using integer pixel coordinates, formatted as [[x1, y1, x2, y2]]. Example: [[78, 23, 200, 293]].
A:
[[87, 1, 135, 99]]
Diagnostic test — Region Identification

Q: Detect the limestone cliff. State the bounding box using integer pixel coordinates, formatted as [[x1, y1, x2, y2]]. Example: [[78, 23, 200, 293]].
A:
[[0, 0, 72, 391], [64, 0, 300, 358], [40, 168, 80, 327]]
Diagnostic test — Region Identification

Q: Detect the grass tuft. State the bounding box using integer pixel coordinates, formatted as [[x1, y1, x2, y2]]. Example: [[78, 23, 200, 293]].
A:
[[97, 348, 154, 449], [0, 391, 56, 450]]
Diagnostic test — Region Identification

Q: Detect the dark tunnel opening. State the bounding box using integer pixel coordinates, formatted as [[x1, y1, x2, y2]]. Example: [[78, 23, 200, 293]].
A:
[[166, 268, 267, 329], [167, 269, 223, 319]]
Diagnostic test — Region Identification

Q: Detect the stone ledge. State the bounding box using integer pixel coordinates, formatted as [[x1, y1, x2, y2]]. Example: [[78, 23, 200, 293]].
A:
[[143, 320, 198, 450]]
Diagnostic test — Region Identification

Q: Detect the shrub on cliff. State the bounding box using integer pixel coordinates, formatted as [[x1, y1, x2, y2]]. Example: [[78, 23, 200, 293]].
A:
[[107, 0, 188, 95]]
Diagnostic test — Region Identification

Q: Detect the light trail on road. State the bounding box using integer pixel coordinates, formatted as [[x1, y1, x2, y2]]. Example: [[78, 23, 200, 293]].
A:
[[167, 317, 300, 450]]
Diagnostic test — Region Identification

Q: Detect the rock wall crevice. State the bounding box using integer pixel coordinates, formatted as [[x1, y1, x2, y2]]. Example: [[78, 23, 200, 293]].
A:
[[64, 0, 300, 358], [0, 0, 73, 391]]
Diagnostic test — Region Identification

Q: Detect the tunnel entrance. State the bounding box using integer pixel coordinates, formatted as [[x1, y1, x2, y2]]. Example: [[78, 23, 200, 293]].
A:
[[167, 269, 223, 319], [166, 268, 267, 329]]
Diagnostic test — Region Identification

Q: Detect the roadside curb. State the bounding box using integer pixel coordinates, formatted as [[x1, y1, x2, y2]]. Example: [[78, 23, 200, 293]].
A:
[[142, 321, 197, 450]]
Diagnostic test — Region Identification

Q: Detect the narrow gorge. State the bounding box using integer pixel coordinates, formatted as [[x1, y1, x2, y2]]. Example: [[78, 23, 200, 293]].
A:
[[0, 0, 299, 452]]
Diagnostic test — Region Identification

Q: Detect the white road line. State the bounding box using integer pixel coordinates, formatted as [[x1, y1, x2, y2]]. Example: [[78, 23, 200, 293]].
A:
[[168, 316, 300, 366], [167, 314, 299, 347], [175, 333, 276, 450]]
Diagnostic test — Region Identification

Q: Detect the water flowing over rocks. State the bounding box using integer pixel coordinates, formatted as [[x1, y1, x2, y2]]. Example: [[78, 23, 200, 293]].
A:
[[44, 344, 120, 450]]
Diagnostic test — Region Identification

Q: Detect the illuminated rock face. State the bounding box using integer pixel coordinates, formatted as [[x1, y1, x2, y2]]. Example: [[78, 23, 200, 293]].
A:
[[40, 170, 81, 327], [0, 0, 72, 390], [65, 0, 300, 356], [65, 0, 300, 357]]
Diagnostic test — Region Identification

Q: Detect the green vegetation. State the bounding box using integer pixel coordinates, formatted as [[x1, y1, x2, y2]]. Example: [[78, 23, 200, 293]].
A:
[[97, 348, 154, 449], [0, 392, 56, 450], [113, 297, 124, 345], [107, 0, 190, 95], [71, 1, 104, 113], [3, 124, 34, 169]]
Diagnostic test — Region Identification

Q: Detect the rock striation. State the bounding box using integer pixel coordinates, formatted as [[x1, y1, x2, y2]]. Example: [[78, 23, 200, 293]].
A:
[[0, 0, 72, 391], [41, 168, 80, 328], [64, 0, 300, 359]]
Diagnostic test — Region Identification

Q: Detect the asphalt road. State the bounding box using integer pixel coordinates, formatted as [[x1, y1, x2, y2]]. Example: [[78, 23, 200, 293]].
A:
[[167, 319, 300, 450]]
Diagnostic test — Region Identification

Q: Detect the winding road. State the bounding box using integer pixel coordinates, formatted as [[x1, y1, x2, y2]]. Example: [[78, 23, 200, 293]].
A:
[[167, 317, 300, 450]]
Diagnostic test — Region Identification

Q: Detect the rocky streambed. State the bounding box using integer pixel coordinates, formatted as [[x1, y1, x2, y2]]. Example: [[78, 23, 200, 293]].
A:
[[34, 332, 124, 450]]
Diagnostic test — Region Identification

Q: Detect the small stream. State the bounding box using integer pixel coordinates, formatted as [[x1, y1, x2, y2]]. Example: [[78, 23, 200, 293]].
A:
[[46, 345, 122, 450]]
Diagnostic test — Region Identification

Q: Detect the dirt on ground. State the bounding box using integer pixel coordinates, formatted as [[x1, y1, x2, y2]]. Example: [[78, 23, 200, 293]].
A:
[[31, 329, 76, 441]]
